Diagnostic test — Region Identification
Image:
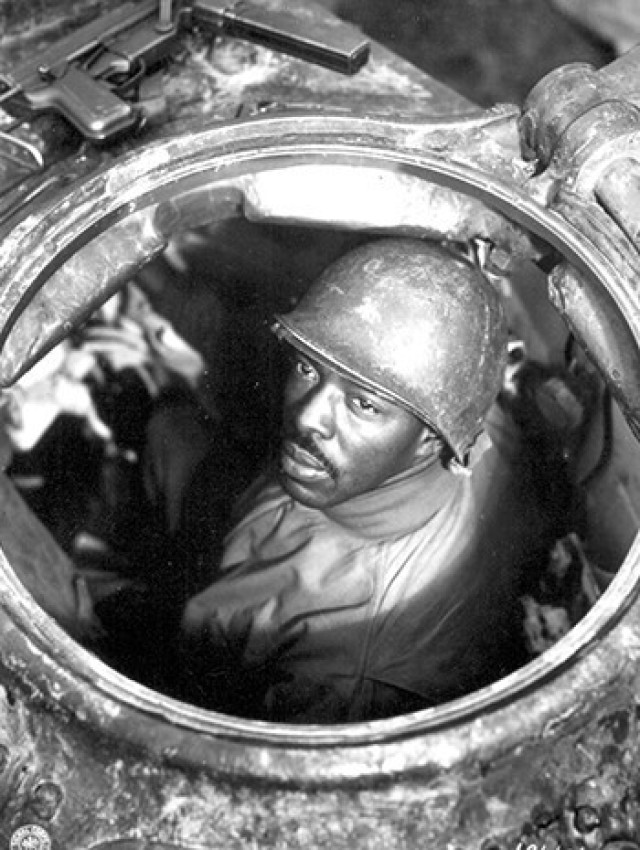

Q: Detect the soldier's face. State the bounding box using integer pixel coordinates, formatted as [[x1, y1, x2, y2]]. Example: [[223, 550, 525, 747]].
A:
[[278, 349, 431, 509]]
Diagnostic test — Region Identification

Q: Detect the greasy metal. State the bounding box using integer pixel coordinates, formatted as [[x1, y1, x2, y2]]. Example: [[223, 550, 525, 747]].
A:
[[596, 156, 640, 245], [274, 238, 509, 462], [521, 45, 640, 170], [3, 1, 640, 848], [0, 130, 43, 172], [521, 46, 640, 436]]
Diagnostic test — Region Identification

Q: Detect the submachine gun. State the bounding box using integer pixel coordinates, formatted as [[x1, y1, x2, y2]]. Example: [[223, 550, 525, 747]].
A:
[[0, 0, 370, 144]]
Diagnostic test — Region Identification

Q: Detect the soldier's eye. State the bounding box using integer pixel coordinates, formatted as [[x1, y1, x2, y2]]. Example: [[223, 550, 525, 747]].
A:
[[352, 396, 380, 416], [295, 357, 317, 381]]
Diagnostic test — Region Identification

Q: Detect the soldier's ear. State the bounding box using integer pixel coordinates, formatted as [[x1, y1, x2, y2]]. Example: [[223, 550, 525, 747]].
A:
[[414, 427, 443, 462]]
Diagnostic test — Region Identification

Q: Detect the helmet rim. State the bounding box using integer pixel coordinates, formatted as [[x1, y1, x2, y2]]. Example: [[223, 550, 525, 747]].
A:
[[272, 238, 508, 463]]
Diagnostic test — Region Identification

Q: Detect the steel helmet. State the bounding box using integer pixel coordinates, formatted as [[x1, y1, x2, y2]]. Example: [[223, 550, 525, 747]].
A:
[[273, 237, 508, 463]]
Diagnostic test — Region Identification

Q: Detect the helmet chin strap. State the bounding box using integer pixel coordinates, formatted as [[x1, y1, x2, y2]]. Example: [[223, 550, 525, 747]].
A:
[[448, 429, 492, 477]]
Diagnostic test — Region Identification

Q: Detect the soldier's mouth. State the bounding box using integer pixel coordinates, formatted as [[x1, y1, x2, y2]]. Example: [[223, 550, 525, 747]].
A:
[[280, 439, 332, 481]]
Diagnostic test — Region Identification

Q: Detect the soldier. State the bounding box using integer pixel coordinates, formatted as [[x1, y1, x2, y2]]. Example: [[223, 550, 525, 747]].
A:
[[176, 237, 554, 723]]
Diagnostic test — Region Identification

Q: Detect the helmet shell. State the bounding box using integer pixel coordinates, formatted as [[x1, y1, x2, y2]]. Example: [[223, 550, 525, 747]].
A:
[[274, 238, 508, 462]]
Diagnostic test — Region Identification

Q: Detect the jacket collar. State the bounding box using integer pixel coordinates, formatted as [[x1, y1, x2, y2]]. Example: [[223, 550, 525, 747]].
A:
[[324, 457, 460, 540]]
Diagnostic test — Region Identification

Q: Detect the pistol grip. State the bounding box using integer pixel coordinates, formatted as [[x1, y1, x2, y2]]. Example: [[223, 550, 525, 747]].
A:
[[24, 65, 139, 142]]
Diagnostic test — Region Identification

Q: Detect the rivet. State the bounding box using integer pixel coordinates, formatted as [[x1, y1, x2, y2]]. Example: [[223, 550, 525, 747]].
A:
[[29, 781, 63, 820], [575, 805, 601, 833]]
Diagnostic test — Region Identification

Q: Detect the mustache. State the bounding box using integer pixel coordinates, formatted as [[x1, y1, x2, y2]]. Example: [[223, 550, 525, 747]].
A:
[[281, 427, 339, 480]]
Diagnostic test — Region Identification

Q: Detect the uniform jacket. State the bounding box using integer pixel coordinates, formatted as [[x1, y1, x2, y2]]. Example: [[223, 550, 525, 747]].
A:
[[181, 408, 550, 723]]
